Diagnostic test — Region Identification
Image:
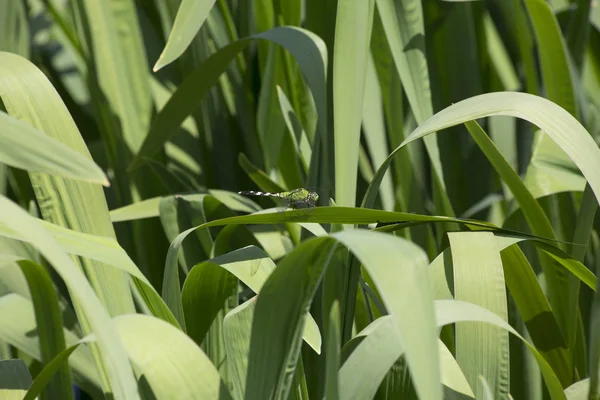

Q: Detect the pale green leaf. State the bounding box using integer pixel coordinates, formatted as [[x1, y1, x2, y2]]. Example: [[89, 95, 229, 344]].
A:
[[154, 0, 218, 71], [0, 110, 108, 185], [0, 196, 138, 399]]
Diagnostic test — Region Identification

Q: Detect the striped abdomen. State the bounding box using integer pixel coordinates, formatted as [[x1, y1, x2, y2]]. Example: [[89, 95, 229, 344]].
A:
[[238, 190, 284, 199]]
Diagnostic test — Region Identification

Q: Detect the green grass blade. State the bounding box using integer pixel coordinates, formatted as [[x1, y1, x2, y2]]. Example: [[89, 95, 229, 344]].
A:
[[0, 110, 108, 185], [79, 0, 152, 153], [188, 246, 322, 354], [374, 0, 454, 219], [325, 301, 341, 400], [370, 9, 413, 212], [18, 260, 73, 400], [333, 230, 441, 400], [333, 0, 375, 207], [438, 340, 475, 398], [159, 194, 213, 271], [463, 120, 582, 346], [0, 0, 29, 57], [339, 316, 403, 399], [386, 92, 600, 213], [223, 298, 255, 400], [111, 314, 232, 399], [362, 55, 394, 211], [109, 197, 162, 222], [109, 192, 260, 223], [276, 86, 312, 172], [0, 196, 139, 399], [181, 261, 238, 346], [0, 51, 135, 317], [522, 132, 585, 201], [564, 378, 590, 399], [524, 0, 578, 118], [449, 232, 510, 399], [0, 217, 179, 328], [565, 0, 592, 70], [24, 343, 85, 400], [484, 14, 520, 91], [588, 236, 600, 399], [244, 237, 337, 400], [154, 0, 218, 71], [257, 44, 286, 173], [429, 233, 577, 386], [480, 375, 495, 400], [340, 316, 475, 398], [501, 245, 573, 386]]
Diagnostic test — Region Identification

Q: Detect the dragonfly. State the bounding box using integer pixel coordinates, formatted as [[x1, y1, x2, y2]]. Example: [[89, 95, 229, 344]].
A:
[[238, 188, 319, 210]]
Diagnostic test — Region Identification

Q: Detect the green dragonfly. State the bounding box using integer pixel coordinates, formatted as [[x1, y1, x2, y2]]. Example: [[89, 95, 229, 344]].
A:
[[238, 188, 319, 210]]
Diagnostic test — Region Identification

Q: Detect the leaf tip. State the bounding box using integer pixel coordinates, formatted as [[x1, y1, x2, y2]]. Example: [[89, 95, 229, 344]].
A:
[[153, 54, 167, 72], [153, 52, 175, 72]]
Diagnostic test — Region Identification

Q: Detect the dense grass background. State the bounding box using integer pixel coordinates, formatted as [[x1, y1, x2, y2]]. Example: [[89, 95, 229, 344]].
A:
[[1, 0, 600, 399]]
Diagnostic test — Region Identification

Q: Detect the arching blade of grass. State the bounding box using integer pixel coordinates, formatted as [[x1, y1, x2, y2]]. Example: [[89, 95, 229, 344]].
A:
[[366, 92, 600, 209], [0, 110, 108, 185]]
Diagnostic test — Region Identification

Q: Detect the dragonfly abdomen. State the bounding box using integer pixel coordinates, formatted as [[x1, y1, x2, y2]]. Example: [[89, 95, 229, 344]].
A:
[[239, 188, 319, 209], [238, 190, 283, 198]]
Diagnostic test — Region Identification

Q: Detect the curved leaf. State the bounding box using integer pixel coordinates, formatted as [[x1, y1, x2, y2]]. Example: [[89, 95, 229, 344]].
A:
[[0, 110, 108, 185], [112, 314, 232, 400], [154, 0, 218, 71], [365, 92, 600, 218]]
